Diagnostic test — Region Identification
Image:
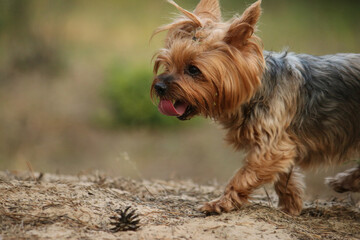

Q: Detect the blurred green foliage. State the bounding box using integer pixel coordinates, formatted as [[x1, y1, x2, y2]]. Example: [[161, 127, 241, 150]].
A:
[[102, 62, 183, 128], [0, 0, 64, 76]]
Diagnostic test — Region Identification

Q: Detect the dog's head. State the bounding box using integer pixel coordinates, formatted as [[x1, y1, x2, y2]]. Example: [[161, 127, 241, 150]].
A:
[[151, 0, 265, 120]]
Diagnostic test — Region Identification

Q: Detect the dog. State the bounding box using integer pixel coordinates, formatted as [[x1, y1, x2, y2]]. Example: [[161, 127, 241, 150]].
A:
[[150, 0, 360, 215]]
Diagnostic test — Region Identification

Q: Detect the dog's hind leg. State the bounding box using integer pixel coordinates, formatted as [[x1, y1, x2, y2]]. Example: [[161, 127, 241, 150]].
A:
[[274, 167, 305, 215], [325, 166, 360, 193]]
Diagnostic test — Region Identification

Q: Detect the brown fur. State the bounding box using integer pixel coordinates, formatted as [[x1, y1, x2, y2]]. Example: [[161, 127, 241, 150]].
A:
[[151, 0, 360, 215]]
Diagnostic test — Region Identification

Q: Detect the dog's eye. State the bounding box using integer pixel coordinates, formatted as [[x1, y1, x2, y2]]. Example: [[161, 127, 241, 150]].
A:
[[186, 65, 201, 77]]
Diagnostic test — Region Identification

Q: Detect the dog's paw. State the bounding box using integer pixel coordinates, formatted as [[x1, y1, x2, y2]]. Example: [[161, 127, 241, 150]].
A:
[[278, 205, 302, 216], [325, 176, 347, 193], [325, 167, 360, 193], [199, 191, 246, 214], [199, 197, 234, 214]]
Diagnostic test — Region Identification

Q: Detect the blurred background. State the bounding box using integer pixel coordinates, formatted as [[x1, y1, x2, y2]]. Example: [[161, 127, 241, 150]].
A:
[[0, 0, 359, 198]]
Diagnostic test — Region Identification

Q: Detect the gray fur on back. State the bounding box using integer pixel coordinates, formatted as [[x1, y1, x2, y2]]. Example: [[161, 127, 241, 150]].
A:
[[262, 51, 360, 166]]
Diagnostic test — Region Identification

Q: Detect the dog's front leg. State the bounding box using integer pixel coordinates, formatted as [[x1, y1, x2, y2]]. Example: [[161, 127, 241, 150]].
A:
[[200, 141, 296, 214], [274, 168, 305, 215]]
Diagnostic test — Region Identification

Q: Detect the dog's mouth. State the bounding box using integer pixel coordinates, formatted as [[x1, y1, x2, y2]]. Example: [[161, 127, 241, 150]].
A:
[[158, 99, 193, 120]]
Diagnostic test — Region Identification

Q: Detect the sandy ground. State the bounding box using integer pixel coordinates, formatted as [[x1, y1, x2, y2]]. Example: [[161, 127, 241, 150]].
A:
[[0, 171, 359, 240]]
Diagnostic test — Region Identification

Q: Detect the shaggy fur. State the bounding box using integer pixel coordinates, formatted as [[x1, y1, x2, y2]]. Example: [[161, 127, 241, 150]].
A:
[[151, 0, 360, 215]]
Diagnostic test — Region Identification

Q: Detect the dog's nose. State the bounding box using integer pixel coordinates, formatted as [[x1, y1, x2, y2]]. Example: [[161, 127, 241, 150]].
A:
[[154, 82, 167, 96]]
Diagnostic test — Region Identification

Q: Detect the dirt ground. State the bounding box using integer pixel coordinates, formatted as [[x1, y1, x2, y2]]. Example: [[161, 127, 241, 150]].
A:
[[0, 171, 359, 240]]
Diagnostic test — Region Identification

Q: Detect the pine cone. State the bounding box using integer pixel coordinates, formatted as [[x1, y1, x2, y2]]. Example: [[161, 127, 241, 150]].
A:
[[110, 206, 140, 232]]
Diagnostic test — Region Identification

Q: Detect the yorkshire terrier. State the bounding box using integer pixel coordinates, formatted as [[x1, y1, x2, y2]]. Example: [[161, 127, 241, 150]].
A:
[[151, 0, 360, 215]]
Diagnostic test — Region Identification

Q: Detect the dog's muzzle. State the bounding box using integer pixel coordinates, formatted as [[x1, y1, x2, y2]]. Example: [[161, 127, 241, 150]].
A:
[[154, 82, 167, 96]]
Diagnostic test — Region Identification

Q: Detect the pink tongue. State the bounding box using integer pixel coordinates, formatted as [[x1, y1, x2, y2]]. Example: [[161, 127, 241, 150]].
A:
[[158, 99, 187, 116]]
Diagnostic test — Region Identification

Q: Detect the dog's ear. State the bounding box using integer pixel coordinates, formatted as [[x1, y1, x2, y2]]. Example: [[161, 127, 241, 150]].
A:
[[238, 0, 262, 28], [224, 0, 261, 48], [194, 0, 221, 21]]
